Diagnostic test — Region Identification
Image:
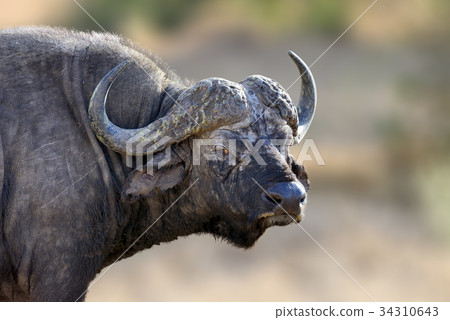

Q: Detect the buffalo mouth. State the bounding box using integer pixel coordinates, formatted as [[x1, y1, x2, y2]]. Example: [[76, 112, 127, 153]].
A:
[[258, 211, 303, 229]]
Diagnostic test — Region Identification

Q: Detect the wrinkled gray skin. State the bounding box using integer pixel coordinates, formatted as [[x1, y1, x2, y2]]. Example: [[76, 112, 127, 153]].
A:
[[0, 27, 313, 301]]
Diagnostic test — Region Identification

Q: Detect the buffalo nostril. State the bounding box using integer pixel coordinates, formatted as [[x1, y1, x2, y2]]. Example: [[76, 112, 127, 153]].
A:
[[262, 192, 282, 205], [300, 193, 306, 205]]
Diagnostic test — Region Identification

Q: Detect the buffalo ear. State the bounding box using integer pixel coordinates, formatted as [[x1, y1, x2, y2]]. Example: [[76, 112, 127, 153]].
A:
[[121, 164, 185, 202], [290, 156, 310, 192]]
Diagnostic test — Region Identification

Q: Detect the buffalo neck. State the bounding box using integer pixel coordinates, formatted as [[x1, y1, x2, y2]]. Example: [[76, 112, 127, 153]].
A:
[[101, 184, 203, 268]]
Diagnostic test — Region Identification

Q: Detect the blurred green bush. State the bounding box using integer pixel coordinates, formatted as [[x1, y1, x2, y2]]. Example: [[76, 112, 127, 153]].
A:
[[69, 0, 357, 35]]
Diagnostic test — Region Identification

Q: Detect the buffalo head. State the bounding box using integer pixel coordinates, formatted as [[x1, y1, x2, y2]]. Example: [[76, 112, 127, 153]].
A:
[[89, 51, 316, 248]]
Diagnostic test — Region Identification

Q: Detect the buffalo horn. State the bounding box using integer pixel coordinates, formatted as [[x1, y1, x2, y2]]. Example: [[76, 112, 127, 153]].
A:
[[288, 51, 317, 142]]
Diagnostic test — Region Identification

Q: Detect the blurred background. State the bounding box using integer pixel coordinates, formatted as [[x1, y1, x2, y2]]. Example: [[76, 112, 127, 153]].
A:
[[1, 0, 449, 301]]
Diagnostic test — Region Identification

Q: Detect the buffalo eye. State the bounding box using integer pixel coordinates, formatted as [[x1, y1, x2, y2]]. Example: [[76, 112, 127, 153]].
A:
[[213, 145, 229, 156]]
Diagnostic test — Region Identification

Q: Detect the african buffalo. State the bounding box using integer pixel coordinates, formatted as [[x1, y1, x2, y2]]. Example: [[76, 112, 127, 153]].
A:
[[0, 26, 316, 301]]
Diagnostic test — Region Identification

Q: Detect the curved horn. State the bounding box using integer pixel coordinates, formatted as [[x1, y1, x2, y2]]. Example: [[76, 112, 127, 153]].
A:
[[89, 62, 249, 156], [288, 51, 317, 142], [89, 61, 141, 153]]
